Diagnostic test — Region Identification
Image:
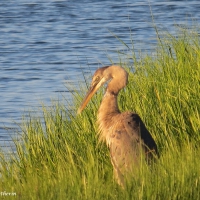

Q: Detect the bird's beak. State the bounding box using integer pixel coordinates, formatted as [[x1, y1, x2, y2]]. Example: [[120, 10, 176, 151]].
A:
[[77, 78, 105, 114]]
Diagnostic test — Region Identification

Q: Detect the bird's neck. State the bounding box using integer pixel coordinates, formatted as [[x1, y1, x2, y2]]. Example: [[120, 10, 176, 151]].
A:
[[98, 91, 120, 116], [97, 90, 120, 144]]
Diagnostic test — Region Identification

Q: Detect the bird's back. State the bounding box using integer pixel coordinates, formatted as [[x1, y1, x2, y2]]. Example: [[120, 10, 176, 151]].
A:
[[106, 111, 157, 185]]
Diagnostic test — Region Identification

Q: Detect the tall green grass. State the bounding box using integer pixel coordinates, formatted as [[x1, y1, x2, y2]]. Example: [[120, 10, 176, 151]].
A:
[[0, 27, 200, 199]]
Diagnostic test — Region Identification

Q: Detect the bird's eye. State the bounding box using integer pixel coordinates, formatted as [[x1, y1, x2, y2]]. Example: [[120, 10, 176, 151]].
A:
[[95, 76, 100, 82]]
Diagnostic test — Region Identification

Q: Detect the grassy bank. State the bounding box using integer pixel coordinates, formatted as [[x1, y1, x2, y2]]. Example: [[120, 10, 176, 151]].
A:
[[0, 27, 200, 199]]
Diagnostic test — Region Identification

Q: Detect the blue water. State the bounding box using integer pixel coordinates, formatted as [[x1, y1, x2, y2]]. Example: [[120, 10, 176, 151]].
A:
[[0, 0, 200, 152]]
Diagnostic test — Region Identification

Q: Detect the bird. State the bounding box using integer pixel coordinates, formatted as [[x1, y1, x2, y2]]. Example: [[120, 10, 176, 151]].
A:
[[78, 65, 158, 186]]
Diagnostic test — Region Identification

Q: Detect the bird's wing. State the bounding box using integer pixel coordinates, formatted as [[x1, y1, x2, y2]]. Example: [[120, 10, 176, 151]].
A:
[[123, 112, 158, 155], [109, 112, 158, 175]]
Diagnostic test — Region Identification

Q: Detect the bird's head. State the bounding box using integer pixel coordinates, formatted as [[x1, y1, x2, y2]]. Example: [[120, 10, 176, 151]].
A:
[[77, 66, 111, 114]]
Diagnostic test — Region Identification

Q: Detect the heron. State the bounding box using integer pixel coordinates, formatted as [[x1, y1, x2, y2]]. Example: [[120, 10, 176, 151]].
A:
[[78, 65, 158, 186]]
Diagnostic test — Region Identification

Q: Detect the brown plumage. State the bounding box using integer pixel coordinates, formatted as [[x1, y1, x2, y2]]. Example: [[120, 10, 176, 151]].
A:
[[78, 65, 158, 186]]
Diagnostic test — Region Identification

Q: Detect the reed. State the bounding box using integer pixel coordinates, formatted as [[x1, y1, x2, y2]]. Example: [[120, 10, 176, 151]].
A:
[[0, 27, 200, 199]]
